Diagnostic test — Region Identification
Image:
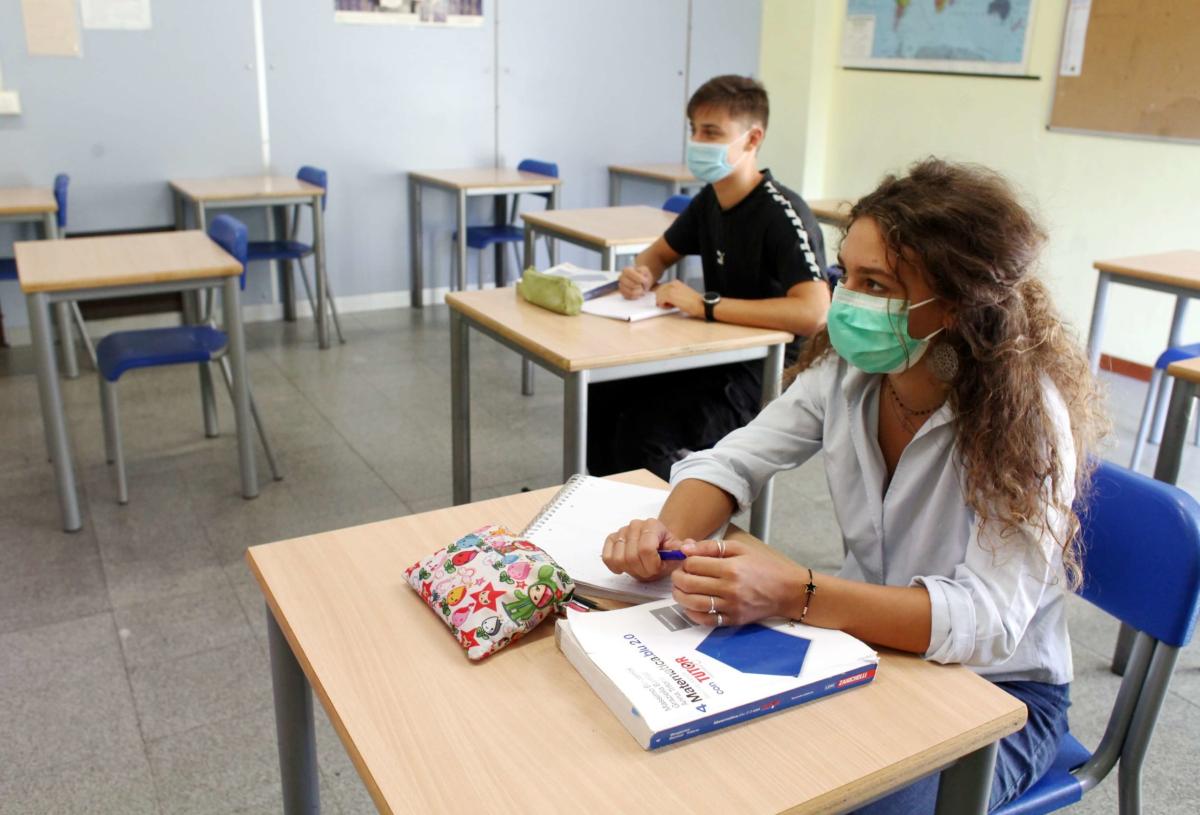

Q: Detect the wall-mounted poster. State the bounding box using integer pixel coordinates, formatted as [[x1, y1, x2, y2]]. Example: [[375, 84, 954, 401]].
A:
[[335, 0, 483, 27], [841, 0, 1036, 77]]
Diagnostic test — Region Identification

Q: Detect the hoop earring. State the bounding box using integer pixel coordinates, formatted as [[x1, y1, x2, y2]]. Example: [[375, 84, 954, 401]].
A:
[[926, 341, 960, 382]]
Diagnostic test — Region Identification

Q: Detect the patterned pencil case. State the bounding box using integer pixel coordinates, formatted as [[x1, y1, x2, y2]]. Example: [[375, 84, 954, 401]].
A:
[[404, 524, 576, 661]]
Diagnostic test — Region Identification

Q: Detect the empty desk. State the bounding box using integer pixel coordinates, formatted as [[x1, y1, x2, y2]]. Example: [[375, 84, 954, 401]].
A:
[[520, 205, 678, 271], [608, 162, 698, 205], [808, 198, 853, 229]]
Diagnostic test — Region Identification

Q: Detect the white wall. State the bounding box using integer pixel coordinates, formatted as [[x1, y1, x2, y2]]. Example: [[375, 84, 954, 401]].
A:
[[760, 0, 1200, 366], [0, 0, 762, 337]]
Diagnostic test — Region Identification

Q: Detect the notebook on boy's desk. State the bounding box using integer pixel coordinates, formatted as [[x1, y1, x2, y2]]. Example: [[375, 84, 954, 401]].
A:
[[581, 292, 678, 322], [522, 474, 720, 603]]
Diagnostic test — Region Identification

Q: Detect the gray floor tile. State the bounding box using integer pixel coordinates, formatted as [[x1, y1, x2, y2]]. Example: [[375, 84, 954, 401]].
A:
[[127, 637, 273, 741], [0, 748, 160, 815], [0, 548, 109, 635], [114, 582, 255, 669], [146, 705, 281, 815]]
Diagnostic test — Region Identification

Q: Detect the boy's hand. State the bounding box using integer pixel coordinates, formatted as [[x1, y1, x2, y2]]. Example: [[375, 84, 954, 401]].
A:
[[619, 265, 654, 299], [655, 280, 704, 318]]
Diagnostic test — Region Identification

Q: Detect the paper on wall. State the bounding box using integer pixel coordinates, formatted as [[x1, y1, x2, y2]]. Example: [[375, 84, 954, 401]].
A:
[[20, 0, 81, 57], [1059, 0, 1092, 77], [82, 0, 152, 30]]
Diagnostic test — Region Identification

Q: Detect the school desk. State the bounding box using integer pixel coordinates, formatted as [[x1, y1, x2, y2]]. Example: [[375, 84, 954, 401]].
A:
[[607, 162, 699, 205], [447, 286, 791, 544], [408, 168, 562, 307], [808, 198, 852, 229], [248, 469, 1026, 815], [169, 176, 332, 348], [0, 186, 81, 377], [14, 231, 256, 532]]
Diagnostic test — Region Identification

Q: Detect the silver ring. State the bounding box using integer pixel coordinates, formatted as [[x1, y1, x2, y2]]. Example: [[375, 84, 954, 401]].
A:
[[716, 538, 726, 558], [716, 613, 724, 626], [708, 595, 717, 614]]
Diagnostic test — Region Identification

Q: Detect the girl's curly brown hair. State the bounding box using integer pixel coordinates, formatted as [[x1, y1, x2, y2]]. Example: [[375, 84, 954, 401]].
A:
[[791, 158, 1107, 588]]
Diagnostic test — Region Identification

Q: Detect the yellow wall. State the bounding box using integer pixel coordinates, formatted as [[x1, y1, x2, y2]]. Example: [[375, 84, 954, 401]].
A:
[[760, 0, 1200, 365]]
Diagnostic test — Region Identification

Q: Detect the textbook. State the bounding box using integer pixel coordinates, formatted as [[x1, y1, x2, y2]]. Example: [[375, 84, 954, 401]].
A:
[[557, 600, 879, 750], [540, 262, 621, 300], [581, 291, 678, 322], [523, 475, 680, 603]]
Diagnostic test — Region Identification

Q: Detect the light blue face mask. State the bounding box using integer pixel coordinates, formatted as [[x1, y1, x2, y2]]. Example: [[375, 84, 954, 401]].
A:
[[826, 283, 942, 374], [686, 129, 751, 184]]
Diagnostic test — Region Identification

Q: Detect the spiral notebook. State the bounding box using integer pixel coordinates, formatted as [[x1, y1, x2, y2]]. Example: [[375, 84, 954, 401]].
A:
[[522, 475, 680, 603]]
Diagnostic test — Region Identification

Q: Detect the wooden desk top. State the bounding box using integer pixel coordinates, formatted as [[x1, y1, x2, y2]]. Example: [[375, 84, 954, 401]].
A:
[[1167, 356, 1200, 385], [247, 471, 1026, 815], [521, 205, 677, 247], [1094, 250, 1200, 290], [14, 231, 241, 294], [169, 176, 324, 202], [608, 162, 697, 184], [445, 286, 792, 372], [808, 198, 853, 228], [409, 167, 562, 190], [0, 187, 58, 216]]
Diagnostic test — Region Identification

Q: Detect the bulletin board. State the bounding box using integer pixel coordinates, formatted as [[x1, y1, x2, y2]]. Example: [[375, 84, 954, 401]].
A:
[[1049, 0, 1200, 142]]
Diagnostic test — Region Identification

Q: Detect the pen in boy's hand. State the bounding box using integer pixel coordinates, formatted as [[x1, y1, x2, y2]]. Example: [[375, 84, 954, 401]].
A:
[[658, 549, 688, 561]]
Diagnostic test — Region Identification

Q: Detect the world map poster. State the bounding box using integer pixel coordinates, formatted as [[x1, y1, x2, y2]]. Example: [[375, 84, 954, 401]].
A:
[[842, 0, 1036, 76]]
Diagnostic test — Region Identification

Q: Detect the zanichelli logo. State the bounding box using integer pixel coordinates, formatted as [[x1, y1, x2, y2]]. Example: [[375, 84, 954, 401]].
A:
[[837, 669, 875, 688]]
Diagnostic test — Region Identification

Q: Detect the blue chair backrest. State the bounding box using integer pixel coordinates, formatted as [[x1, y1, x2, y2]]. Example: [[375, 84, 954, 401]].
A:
[[663, 194, 692, 215], [53, 173, 69, 229], [1076, 461, 1200, 647], [208, 214, 249, 290], [517, 158, 558, 179], [297, 165, 327, 210], [826, 263, 844, 289]]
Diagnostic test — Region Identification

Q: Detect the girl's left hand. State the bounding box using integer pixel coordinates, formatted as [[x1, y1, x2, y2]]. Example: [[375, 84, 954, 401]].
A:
[[670, 536, 808, 626]]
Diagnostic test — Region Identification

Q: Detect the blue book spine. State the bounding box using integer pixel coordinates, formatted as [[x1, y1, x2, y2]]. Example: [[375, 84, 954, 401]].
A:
[[646, 663, 878, 749]]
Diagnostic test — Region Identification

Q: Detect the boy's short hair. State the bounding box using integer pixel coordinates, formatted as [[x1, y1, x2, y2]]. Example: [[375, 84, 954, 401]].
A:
[[686, 75, 769, 130]]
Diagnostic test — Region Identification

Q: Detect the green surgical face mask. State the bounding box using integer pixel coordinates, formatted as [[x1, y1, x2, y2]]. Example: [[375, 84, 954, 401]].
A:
[[826, 283, 942, 374]]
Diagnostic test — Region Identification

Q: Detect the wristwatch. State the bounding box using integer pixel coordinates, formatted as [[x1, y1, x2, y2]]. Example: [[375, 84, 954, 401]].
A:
[[703, 291, 721, 323]]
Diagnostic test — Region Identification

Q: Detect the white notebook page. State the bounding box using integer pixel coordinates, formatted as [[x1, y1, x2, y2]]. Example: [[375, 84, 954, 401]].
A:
[[581, 292, 678, 322]]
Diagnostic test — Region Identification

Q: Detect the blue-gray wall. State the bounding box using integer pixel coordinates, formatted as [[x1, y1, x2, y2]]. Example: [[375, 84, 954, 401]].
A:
[[0, 0, 761, 331]]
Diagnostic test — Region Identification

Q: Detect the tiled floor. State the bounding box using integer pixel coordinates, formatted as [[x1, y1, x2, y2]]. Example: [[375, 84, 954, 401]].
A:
[[0, 306, 1197, 813]]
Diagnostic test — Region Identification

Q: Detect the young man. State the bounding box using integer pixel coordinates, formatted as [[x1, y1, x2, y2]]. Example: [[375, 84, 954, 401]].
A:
[[587, 74, 829, 480]]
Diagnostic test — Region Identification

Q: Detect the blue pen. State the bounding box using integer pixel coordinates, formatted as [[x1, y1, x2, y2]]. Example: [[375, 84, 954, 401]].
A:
[[658, 549, 688, 561]]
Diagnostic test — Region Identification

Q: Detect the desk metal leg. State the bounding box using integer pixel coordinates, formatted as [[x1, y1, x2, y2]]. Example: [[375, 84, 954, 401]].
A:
[[451, 309, 471, 505], [520, 227, 536, 397], [1086, 271, 1110, 373], [1114, 377, 1198, 674], [275, 205, 297, 322], [456, 190, 468, 293], [43, 215, 80, 380], [934, 741, 997, 815], [564, 370, 589, 479], [1150, 296, 1189, 443], [312, 196, 330, 349], [409, 177, 424, 308], [548, 186, 560, 265], [609, 171, 620, 206], [267, 606, 319, 815], [29, 292, 81, 532], [750, 343, 785, 543], [172, 189, 186, 230], [493, 195, 507, 287], [601, 247, 616, 272], [224, 277, 259, 499]]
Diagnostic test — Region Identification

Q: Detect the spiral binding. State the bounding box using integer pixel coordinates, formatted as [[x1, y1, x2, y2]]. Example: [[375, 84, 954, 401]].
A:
[[522, 473, 589, 537]]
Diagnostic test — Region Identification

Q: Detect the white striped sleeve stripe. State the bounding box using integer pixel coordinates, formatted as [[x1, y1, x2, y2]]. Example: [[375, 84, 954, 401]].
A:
[[764, 180, 822, 281]]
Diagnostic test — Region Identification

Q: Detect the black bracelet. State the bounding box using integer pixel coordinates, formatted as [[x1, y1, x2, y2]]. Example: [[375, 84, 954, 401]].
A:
[[798, 568, 817, 623]]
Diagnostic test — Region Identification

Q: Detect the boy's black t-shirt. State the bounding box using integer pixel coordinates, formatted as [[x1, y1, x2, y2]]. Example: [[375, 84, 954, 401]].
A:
[[663, 168, 827, 303]]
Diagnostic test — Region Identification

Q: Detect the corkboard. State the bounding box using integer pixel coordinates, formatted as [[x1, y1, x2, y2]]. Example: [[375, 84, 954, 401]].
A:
[[1049, 0, 1200, 142]]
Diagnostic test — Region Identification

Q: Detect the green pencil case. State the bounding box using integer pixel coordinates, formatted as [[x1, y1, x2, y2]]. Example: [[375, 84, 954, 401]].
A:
[[517, 268, 583, 316]]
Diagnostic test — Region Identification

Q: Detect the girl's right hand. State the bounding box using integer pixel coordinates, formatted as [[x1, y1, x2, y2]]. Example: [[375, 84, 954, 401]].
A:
[[601, 518, 685, 581]]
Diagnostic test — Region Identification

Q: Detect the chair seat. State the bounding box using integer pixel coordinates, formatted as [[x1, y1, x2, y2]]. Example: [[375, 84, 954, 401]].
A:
[[0, 257, 16, 280], [246, 240, 314, 262], [1154, 342, 1200, 369], [97, 326, 227, 382], [992, 732, 1091, 815], [461, 225, 524, 250]]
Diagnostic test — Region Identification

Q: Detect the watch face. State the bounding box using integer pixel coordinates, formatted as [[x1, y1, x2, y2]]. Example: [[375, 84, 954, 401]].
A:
[[704, 291, 720, 304]]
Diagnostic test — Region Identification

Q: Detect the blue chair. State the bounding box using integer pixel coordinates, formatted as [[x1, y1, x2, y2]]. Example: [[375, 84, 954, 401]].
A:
[[245, 165, 345, 344], [1129, 342, 1200, 470], [992, 461, 1200, 814], [826, 262, 845, 290], [453, 158, 558, 287], [662, 194, 693, 214], [96, 215, 281, 504], [0, 174, 95, 364]]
